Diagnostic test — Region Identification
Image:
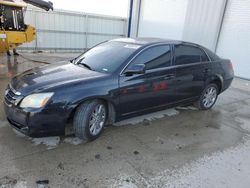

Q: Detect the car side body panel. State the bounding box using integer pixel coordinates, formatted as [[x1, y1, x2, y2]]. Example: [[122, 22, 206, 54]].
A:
[[118, 66, 177, 117]]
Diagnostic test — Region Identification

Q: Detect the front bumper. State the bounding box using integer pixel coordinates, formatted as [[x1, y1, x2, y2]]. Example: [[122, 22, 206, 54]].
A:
[[4, 101, 69, 137]]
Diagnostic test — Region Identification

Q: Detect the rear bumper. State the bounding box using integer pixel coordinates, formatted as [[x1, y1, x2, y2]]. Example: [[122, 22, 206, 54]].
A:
[[4, 101, 69, 137], [221, 77, 234, 93]]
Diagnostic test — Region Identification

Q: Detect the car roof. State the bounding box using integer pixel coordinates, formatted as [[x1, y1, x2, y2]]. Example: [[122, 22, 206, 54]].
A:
[[109, 37, 220, 61], [110, 37, 202, 48]]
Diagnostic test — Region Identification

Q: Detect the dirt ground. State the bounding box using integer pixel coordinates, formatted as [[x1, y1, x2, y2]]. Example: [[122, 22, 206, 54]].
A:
[[0, 53, 250, 188]]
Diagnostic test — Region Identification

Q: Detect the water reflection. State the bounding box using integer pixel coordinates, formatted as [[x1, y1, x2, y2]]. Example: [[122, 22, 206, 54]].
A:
[[0, 56, 18, 79], [7, 56, 18, 78], [0, 55, 43, 80]]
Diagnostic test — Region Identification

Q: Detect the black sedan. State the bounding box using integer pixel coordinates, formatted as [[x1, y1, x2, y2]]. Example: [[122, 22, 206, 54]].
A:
[[4, 38, 234, 141]]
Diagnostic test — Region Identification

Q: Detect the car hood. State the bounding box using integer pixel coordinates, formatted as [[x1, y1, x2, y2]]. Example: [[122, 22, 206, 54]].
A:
[[11, 61, 106, 95]]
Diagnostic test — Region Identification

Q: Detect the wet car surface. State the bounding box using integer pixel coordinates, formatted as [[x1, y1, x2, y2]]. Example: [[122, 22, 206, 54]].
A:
[[0, 54, 250, 187]]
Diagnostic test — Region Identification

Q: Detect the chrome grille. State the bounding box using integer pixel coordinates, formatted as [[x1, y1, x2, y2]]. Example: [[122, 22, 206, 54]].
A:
[[4, 85, 22, 105]]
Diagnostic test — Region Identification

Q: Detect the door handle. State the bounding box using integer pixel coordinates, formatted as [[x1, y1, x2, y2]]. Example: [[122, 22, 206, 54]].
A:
[[164, 74, 175, 80]]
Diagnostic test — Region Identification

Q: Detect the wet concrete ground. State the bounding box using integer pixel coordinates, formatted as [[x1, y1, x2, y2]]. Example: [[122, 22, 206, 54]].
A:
[[0, 53, 250, 187]]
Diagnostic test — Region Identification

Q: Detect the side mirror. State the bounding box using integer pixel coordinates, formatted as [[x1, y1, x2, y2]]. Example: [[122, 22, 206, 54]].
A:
[[124, 64, 146, 76]]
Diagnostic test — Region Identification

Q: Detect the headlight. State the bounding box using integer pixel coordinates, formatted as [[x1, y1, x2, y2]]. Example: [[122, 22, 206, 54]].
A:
[[20, 93, 54, 108]]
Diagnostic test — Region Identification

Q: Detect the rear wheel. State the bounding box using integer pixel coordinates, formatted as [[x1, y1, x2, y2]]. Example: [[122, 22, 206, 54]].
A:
[[195, 83, 218, 110], [73, 100, 107, 141]]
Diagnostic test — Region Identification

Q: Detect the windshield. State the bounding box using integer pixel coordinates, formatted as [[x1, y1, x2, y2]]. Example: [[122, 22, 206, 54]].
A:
[[73, 41, 141, 73]]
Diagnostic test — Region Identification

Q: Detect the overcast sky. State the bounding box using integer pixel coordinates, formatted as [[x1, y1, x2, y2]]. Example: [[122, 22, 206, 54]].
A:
[[51, 0, 129, 17]]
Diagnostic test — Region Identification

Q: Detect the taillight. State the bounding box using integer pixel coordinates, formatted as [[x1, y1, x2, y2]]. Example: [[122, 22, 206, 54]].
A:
[[228, 62, 233, 70], [228, 61, 234, 75]]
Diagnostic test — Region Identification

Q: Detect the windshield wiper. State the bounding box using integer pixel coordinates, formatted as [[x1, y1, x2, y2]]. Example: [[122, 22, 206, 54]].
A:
[[73, 57, 92, 70], [78, 62, 92, 70]]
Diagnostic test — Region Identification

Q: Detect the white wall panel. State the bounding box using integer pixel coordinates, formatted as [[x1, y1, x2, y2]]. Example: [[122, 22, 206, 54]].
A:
[[138, 0, 188, 40], [35, 32, 86, 49], [216, 0, 250, 79], [21, 9, 127, 52], [182, 0, 227, 50], [88, 17, 125, 35], [87, 35, 114, 48]]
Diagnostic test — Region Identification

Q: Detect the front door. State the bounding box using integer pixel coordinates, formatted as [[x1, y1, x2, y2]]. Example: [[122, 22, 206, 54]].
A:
[[118, 44, 176, 116]]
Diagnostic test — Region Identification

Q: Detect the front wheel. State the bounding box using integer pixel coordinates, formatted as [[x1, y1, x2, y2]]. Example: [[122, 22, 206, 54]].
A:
[[73, 100, 107, 141], [195, 84, 218, 110]]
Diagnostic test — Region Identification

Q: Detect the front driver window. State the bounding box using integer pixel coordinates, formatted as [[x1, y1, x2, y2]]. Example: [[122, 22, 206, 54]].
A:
[[128, 45, 172, 70]]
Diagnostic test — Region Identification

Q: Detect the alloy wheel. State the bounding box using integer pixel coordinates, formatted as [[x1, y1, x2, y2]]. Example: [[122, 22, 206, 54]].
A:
[[202, 86, 217, 108], [89, 104, 106, 136]]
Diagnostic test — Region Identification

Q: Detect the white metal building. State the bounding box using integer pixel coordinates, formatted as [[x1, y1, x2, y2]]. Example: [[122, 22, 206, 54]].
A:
[[130, 0, 250, 79], [22, 8, 127, 52]]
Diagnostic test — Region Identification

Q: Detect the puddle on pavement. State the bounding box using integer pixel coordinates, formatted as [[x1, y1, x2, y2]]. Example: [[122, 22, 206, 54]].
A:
[[114, 108, 181, 126], [114, 106, 198, 127], [0, 55, 41, 78]]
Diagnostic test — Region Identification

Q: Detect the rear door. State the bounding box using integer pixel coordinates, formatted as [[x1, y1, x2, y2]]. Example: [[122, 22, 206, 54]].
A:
[[119, 44, 176, 116], [173, 44, 211, 101]]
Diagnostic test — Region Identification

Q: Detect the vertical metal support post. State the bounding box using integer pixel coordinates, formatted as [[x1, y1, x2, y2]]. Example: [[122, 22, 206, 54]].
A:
[[127, 0, 133, 37], [85, 14, 88, 51], [214, 0, 228, 53], [34, 10, 38, 52]]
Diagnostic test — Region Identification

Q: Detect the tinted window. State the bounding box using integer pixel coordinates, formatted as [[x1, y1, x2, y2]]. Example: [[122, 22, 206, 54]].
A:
[[174, 45, 209, 65], [129, 45, 171, 70], [203, 47, 220, 61], [74, 42, 141, 73], [200, 50, 210, 62]]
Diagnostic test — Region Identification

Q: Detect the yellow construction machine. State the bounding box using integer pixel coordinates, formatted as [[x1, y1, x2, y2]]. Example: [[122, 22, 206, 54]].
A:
[[0, 0, 53, 53]]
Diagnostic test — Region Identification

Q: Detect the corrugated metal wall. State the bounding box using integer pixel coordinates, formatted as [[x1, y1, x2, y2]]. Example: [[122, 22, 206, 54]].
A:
[[136, 0, 227, 51], [21, 9, 127, 52], [182, 0, 227, 51], [216, 0, 250, 79], [137, 0, 188, 40]]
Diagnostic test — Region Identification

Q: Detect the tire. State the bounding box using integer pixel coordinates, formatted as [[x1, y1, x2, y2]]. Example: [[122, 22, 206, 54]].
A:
[[73, 100, 107, 141], [195, 83, 218, 110]]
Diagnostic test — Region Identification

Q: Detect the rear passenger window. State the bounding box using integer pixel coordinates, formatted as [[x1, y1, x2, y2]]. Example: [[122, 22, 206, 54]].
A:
[[130, 45, 171, 70], [200, 50, 210, 62], [174, 45, 209, 65]]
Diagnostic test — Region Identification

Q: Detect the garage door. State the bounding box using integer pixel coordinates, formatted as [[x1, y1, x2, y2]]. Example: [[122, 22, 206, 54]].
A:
[[138, 0, 188, 40], [216, 0, 250, 79]]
